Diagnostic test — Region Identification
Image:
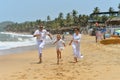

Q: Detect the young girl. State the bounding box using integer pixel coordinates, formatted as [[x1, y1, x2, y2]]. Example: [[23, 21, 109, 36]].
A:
[[53, 34, 66, 64]]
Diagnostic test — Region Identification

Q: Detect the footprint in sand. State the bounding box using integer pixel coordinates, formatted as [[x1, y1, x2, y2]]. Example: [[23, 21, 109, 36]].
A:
[[10, 72, 23, 78], [75, 70, 80, 73], [67, 76, 76, 80], [93, 74, 99, 77], [11, 74, 18, 77], [106, 67, 110, 72], [34, 69, 41, 72], [33, 76, 39, 79], [17, 74, 27, 79], [56, 72, 64, 77]]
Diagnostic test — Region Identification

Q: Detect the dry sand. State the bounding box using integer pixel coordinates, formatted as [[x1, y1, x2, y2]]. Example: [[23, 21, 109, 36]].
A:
[[0, 35, 120, 80]]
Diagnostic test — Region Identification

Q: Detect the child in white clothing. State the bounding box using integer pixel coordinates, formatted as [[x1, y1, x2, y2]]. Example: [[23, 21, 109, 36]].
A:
[[53, 34, 66, 64]]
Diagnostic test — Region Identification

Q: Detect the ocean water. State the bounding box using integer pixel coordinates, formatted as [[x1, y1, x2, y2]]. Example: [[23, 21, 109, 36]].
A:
[[0, 32, 53, 55]]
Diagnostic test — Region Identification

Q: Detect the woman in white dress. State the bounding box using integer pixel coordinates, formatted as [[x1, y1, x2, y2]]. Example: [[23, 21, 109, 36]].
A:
[[69, 28, 83, 63]]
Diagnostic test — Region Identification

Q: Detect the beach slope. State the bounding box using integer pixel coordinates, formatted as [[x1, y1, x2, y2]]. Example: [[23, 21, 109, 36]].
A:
[[0, 35, 120, 80]]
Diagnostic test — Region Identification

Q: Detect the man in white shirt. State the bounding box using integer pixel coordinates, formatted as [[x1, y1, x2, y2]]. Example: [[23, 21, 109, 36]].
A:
[[33, 25, 52, 63]]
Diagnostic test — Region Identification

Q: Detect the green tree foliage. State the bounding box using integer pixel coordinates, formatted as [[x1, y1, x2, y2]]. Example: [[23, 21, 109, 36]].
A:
[[72, 9, 78, 26], [58, 12, 64, 27], [118, 3, 120, 10], [118, 3, 120, 16], [109, 7, 115, 16], [66, 13, 73, 27], [93, 7, 100, 20], [4, 4, 120, 34]]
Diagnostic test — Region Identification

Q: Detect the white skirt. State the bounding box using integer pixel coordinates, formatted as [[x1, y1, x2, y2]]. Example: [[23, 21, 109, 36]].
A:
[[56, 47, 64, 51]]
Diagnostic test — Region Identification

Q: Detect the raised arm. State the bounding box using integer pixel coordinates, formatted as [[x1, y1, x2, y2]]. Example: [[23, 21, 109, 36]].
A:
[[53, 40, 57, 45], [63, 42, 66, 47], [69, 39, 73, 45]]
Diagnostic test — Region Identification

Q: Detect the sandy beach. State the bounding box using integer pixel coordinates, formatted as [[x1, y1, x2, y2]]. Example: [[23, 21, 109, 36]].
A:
[[0, 35, 120, 80]]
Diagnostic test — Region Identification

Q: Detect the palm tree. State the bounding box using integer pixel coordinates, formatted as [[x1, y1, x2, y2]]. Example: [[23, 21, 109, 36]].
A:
[[93, 7, 100, 20], [58, 12, 64, 27], [54, 18, 60, 29], [109, 7, 114, 16], [72, 9, 78, 26], [101, 15, 108, 22], [93, 7, 100, 13], [58, 12, 63, 19], [72, 9, 78, 17], [36, 19, 41, 25], [47, 15, 51, 21], [118, 3, 120, 16], [78, 14, 82, 26], [46, 15, 51, 28], [66, 13, 72, 27], [118, 3, 120, 10], [80, 15, 88, 26]]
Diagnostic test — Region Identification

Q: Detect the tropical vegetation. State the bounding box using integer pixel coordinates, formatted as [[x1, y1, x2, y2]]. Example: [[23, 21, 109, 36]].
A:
[[1, 3, 120, 34]]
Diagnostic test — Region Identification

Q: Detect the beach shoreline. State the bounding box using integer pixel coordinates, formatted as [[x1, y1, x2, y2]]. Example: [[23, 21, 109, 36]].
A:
[[0, 34, 71, 56], [0, 45, 37, 55]]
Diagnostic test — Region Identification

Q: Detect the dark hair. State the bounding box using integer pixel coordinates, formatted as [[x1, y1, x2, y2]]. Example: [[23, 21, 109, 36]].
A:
[[74, 28, 79, 31]]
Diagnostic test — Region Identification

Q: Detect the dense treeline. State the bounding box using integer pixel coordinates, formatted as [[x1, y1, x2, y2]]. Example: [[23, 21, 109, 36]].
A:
[[4, 3, 120, 34]]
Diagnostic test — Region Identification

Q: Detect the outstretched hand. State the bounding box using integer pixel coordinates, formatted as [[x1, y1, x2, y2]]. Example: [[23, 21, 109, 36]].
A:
[[69, 43, 71, 45], [69, 39, 73, 45]]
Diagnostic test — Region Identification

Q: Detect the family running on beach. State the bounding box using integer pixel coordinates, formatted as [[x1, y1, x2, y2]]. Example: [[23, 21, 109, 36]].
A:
[[33, 25, 83, 64]]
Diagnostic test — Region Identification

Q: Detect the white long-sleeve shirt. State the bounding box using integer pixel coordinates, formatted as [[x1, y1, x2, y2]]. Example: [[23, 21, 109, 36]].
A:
[[33, 29, 49, 41]]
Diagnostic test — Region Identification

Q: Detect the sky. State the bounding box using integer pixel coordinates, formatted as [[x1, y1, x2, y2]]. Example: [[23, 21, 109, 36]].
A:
[[0, 0, 119, 23]]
